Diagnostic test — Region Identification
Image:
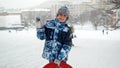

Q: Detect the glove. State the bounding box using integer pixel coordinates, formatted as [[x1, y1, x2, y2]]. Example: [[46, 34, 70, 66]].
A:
[[36, 17, 43, 28], [54, 59, 61, 66]]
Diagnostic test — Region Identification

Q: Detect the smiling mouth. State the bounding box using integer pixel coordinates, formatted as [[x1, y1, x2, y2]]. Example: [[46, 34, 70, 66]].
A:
[[59, 18, 64, 20]]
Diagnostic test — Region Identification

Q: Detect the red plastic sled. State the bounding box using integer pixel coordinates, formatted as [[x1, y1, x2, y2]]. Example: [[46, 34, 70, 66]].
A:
[[43, 62, 72, 68], [59, 62, 72, 68], [43, 62, 58, 68]]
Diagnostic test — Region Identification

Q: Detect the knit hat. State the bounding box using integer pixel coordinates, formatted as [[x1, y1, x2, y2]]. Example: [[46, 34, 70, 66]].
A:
[[57, 6, 69, 18]]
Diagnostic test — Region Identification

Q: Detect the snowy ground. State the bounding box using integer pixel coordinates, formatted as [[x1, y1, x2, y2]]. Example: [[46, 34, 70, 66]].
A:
[[0, 28, 120, 68]]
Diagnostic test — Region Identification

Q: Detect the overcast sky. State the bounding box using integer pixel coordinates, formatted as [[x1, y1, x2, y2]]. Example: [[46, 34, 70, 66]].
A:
[[0, 0, 91, 9], [0, 0, 48, 9]]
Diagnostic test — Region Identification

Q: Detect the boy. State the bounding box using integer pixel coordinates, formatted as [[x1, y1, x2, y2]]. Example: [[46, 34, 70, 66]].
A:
[[36, 6, 73, 68]]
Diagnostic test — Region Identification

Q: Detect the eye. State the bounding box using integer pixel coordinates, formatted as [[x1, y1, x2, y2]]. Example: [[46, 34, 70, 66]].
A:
[[59, 14, 67, 18], [63, 14, 66, 17]]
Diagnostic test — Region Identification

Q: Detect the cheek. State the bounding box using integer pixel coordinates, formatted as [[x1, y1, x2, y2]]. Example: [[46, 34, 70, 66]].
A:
[[62, 17, 67, 21], [64, 17, 67, 20]]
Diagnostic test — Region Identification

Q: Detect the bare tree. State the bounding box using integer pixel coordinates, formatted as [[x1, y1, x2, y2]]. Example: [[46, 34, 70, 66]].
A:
[[110, 0, 120, 9]]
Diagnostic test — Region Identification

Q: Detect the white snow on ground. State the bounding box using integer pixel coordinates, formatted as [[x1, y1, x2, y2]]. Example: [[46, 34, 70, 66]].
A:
[[0, 27, 120, 68], [69, 29, 120, 68]]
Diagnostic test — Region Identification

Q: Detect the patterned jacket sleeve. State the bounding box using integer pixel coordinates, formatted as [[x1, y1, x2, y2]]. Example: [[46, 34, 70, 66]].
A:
[[58, 27, 72, 61], [64, 28, 73, 46], [36, 27, 46, 40]]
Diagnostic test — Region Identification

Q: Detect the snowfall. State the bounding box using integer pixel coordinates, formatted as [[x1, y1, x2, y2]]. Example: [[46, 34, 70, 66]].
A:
[[0, 25, 120, 68]]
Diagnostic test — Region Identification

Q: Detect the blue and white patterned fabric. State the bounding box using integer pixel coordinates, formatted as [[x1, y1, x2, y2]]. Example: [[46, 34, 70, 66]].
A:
[[37, 18, 72, 62]]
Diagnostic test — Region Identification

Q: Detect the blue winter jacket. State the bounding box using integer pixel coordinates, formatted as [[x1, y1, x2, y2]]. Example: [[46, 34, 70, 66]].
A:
[[37, 19, 72, 62]]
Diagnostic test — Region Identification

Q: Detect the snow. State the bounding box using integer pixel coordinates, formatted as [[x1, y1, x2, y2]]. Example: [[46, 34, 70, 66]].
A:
[[69, 29, 120, 68], [0, 27, 120, 68], [0, 15, 21, 27]]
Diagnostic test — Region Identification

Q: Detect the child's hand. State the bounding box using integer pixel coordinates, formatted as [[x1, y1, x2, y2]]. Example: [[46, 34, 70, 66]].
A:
[[54, 59, 61, 65]]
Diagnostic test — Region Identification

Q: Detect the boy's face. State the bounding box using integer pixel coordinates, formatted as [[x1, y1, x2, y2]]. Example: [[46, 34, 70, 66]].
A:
[[57, 14, 67, 23]]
